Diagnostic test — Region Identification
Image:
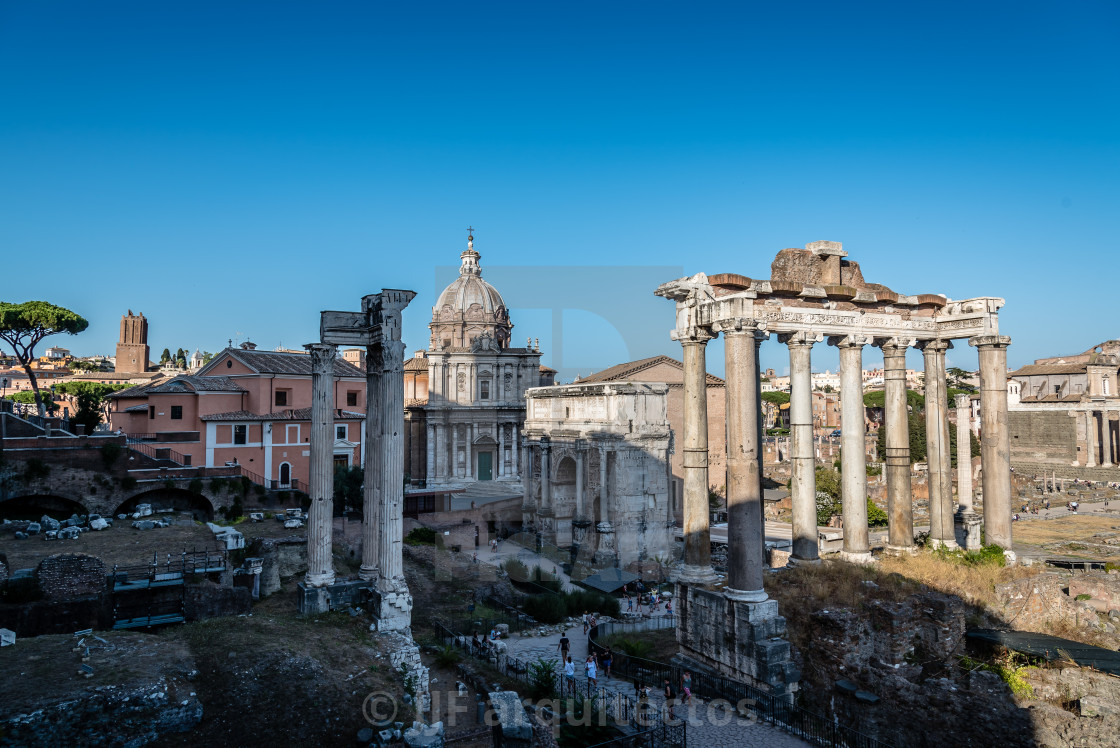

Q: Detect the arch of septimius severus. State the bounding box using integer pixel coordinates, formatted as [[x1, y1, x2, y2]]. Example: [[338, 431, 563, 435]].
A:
[[657, 240, 1012, 699]]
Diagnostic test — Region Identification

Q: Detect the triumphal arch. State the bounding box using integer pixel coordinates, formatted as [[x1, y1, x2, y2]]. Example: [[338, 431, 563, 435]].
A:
[[656, 240, 1012, 699]]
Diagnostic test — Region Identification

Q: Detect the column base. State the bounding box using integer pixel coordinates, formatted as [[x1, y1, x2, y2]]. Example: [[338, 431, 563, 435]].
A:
[[838, 550, 874, 565], [304, 570, 337, 588], [928, 538, 959, 550], [724, 587, 769, 603], [359, 565, 377, 582], [885, 544, 917, 556], [675, 583, 798, 704], [674, 564, 720, 585], [954, 511, 982, 551], [373, 576, 414, 632], [789, 555, 822, 566]]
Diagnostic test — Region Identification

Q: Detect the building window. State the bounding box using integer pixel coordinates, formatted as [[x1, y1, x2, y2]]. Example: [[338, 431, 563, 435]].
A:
[[183, 454, 192, 466], [346, 391, 358, 407], [336, 425, 347, 440], [234, 425, 247, 445], [149, 406, 155, 420], [170, 405, 183, 420], [275, 390, 288, 407], [480, 380, 490, 400]]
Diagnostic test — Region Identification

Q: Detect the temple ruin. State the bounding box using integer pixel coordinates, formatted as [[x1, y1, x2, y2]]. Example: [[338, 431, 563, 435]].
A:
[[657, 240, 1013, 700]]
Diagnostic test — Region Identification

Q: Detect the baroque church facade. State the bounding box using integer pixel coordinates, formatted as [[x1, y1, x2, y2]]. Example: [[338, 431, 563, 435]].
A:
[[403, 233, 554, 490]]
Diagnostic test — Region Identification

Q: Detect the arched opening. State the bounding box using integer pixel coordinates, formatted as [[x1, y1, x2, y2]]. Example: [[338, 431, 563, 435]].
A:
[[279, 462, 291, 488], [0, 494, 88, 521], [114, 488, 215, 521]]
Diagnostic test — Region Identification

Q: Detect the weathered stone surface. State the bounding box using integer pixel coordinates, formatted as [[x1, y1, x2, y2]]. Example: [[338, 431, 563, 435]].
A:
[[402, 719, 444, 748], [34, 553, 106, 600], [488, 691, 531, 741]]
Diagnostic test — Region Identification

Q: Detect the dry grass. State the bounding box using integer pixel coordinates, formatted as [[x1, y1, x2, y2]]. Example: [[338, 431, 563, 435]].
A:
[[877, 552, 1040, 610]]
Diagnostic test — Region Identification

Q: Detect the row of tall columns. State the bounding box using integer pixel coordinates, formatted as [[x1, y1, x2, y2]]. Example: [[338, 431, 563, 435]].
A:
[[305, 343, 338, 587], [1079, 410, 1117, 467], [678, 335, 718, 583]]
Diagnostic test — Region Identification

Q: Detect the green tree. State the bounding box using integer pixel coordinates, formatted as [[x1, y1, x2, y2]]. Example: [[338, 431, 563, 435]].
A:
[[875, 412, 928, 463], [333, 464, 364, 514], [863, 389, 925, 411], [4, 389, 56, 413], [0, 301, 88, 415], [761, 391, 790, 405], [175, 348, 187, 368], [160, 348, 172, 364], [947, 367, 976, 393], [55, 381, 129, 434]]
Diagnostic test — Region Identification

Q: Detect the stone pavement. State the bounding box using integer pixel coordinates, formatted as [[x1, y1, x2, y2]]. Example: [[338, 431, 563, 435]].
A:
[[480, 537, 577, 591], [503, 619, 810, 747]]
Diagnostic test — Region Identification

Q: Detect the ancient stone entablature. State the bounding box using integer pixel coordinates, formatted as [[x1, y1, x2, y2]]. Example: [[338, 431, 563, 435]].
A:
[[656, 240, 1015, 704]]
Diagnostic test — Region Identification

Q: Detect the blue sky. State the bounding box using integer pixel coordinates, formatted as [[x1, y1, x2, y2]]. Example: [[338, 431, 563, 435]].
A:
[[2, 1, 1117, 381]]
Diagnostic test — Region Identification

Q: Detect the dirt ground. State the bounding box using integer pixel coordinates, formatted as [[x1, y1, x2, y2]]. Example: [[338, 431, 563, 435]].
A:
[[0, 513, 310, 572], [1011, 514, 1120, 563]]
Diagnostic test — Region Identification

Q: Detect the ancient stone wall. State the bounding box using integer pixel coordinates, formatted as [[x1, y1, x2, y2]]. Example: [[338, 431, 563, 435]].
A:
[[184, 583, 252, 620], [1010, 411, 1077, 466], [35, 553, 106, 600], [250, 535, 307, 597]]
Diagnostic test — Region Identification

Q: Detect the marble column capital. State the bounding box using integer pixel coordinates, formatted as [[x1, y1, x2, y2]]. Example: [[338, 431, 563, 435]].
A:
[[713, 318, 770, 341], [969, 335, 1012, 349], [955, 393, 972, 409], [677, 329, 717, 346], [916, 339, 953, 353], [875, 337, 916, 353], [778, 331, 823, 348], [827, 334, 872, 349], [305, 342, 338, 365]]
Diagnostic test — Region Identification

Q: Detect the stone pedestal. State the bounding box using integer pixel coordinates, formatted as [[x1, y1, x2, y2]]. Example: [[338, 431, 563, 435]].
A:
[[954, 509, 982, 551], [595, 521, 617, 567], [674, 582, 799, 704], [373, 577, 415, 633]]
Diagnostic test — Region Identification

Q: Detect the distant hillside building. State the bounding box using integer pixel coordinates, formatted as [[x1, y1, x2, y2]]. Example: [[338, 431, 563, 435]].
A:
[[1008, 340, 1120, 478]]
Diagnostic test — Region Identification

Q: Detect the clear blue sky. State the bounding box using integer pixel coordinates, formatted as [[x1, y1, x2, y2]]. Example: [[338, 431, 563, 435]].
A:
[[2, 1, 1117, 381]]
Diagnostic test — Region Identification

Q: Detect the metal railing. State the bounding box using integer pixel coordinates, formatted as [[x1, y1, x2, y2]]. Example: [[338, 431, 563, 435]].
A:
[[126, 437, 189, 466]]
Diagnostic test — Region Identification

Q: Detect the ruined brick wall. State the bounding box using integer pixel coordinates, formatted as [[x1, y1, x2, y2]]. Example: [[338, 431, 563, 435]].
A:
[[1009, 410, 1077, 466], [249, 535, 306, 597], [35, 553, 107, 600]]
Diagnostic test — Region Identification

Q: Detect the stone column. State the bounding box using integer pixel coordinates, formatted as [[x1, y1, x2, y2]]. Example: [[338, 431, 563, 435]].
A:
[[678, 334, 718, 582], [575, 449, 585, 519], [724, 325, 768, 599], [376, 338, 407, 584], [1085, 411, 1098, 467], [596, 444, 616, 564], [921, 339, 956, 548], [512, 424, 519, 477], [305, 343, 337, 588], [426, 424, 435, 483], [955, 393, 981, 549], [783, 332, 819, 563], [881, 339, 915, 553], [754, 332, 768, 533], [498, 422, 505, 477], [540, 437, 552, 513], [466, 424, 475, 480], [1102, 412, 1114, 468], [451, 423, 460, 478], [360, 341, 382, 582], [832, 335, 871, 562], [970, 335, 1013, 557]]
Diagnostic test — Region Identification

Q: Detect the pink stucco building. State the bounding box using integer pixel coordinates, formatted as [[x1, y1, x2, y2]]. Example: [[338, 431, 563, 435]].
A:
[[108, 345, 365, 489]]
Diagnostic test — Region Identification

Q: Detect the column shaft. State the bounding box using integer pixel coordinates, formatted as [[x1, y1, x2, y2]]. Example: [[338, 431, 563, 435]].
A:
[[955, 394, 974, 512], [305, 343, 337, 587], [360, 344, 382, 581], [836, 338, 870, 560], [540, 442, 552, 513], [378, 339, 407, 581], [787, 335, 818, 562], [680, 337, 715, 578], [426, 424, 435, 483], [922, 340, 956, 547], [512, 425, 519, 477], [498, 423, 505, 477], [972, 336, 1013, 554], [882, 341, 914, 551], [598, 447, 609, 524], [1103, 412, 1114, 467], [575, 449, 585, 519], [724, 329, 767, 598], [1085, 411, 1098, 467]]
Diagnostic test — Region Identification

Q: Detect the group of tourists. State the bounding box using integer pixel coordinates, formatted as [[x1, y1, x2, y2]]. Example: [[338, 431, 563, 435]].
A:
[[556, 629, 614, 694]]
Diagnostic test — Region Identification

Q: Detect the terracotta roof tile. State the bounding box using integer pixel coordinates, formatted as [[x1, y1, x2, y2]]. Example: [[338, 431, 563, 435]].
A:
[[579, 355, 725, 386]]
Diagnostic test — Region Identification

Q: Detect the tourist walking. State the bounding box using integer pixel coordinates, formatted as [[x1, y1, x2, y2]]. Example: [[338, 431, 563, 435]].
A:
[[557, 630, 570, 662], [602, 647, 613, 679], [564, 656, 576, 694], [586, 655, 598, 688], [680, 670, 693, 705]]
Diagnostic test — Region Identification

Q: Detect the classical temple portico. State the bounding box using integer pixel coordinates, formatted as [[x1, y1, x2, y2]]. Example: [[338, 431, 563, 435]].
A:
[[656, 240, 1013, 699]]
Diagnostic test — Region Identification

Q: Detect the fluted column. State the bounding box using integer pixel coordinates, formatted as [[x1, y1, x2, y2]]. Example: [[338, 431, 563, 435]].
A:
[[512, 425, 519, 477], [1102, 412, 1114, 468], [881, 339, 914, 553], [921, 339, 956, 548], [378, 338, 407, 583], [832, 335, 871, 562], [451, 424, 460, 477], [724, 325, 768, 599], [783, 332, 819, 563], [426, 424, 435, 483], [305, 342, 337, 588], [360, 341, 382, 581], [497, 423, 505, 477], [1085, 411, 1097, 467], [679, 333, 718, 582], [970, 335, 1013, 556], [955, 394, 974, 512], [575, 449, 585, 519], [540, 437, 552, 514]]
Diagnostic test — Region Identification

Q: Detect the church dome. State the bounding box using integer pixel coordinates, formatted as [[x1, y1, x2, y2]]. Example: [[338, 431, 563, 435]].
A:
[[435, 238, 507, 315], [430, 232, 513, 350]]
